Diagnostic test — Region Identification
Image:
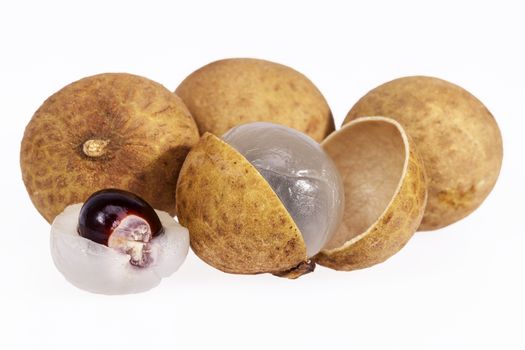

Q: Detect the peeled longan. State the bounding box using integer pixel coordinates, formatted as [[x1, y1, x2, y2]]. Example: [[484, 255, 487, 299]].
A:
[[175, 58, 335, 142], [345, 76, 503, 230]]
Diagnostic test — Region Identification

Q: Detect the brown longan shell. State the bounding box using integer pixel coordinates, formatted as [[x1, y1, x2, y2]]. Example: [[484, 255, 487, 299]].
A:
[[345, 76, 503, 230], [175, 58, 335, 142], [21, 73, 200, 222], [315, 117, 427, 271], [176, 133, 308, 275]]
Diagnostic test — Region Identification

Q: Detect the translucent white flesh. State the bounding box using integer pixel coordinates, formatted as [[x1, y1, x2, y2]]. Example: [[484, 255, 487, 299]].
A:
[[222, 122, 344, 257], [50, 204, 190, 295]]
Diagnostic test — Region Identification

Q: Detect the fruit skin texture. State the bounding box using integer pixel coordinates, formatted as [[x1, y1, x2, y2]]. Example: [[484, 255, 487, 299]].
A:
[[175, 58, 335, 142], [176, 133, 308, 275], [345, 76, 503, 230], [21, 73, 199, 223], [315, 117, 427, 270]]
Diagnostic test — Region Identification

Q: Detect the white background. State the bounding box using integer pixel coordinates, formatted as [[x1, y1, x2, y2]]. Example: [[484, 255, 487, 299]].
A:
[[1, 1, 523, 349]]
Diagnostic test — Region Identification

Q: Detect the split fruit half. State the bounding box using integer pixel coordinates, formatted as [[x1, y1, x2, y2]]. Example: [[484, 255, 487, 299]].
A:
[[50, 189, 189, 294], [176, 122, 344, 278], [315, 117, 427, 270]]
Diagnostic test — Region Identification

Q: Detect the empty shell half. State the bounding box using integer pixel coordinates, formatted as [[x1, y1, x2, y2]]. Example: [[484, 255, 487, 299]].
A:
[[315, 116, 427, 270]]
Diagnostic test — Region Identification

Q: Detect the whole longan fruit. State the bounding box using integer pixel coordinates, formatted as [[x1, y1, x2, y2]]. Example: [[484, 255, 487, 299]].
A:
[[175, 58, 334, 142]]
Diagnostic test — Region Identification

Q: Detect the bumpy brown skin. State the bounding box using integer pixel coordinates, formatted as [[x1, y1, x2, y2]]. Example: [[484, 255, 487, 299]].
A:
[[175, 58, 335, 142], [345, 76, 503, 230], [315, 118, 427, 270], [176, 133, 308, 275], [21, 73, 199, 223]]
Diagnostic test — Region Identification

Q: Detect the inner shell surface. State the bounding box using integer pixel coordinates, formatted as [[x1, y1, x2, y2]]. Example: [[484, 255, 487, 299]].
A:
[[323, 121, 406, 250]]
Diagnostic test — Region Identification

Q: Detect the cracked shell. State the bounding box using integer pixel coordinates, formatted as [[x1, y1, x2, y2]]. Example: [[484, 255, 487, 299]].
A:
[[314, 117, 427, 271], [345, 76, 503, 230], [175, 133, 308, 276], [175, 58, 335, 142], [20, 73, 200, 222]]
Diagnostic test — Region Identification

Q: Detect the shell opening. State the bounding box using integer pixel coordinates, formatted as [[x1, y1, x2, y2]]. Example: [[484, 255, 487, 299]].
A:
[[222, 122, 344, 258], [322, 118, 407, 250]]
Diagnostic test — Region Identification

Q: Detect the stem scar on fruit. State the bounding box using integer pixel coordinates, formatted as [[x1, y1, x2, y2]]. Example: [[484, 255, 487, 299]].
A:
[[82, 139, 110, 158]]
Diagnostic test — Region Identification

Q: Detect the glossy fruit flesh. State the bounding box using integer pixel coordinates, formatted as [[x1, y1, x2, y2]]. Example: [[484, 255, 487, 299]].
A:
[[222, 122, 344, 257], [78, 189, 163, 267], [51, 204, 190, 295]]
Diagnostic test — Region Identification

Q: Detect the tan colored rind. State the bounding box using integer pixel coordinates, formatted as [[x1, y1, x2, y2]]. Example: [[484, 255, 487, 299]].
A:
[[344, 76, 503, 230], [20, 73, 199, 223], [175, 58, 334, 142], [315, 118, 427, 271], [176, 132, 308, 274]]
